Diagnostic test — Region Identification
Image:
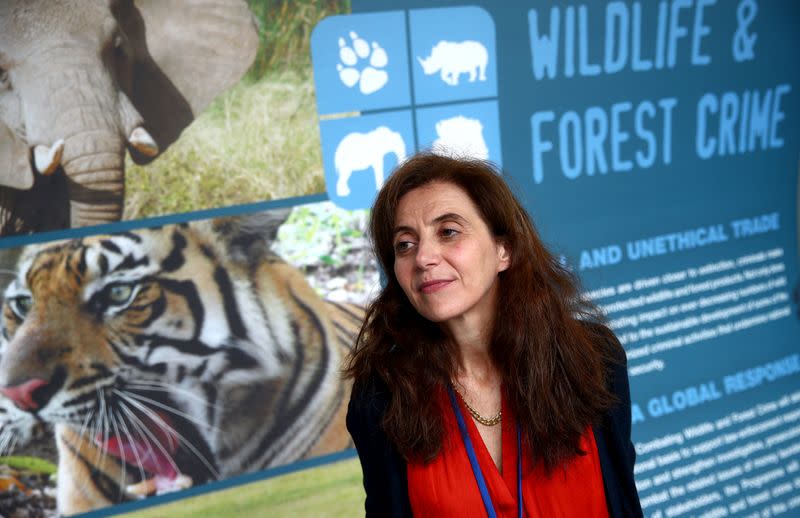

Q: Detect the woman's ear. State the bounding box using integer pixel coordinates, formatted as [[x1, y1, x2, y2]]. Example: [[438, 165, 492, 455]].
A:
[[497, 240, 511, 272]]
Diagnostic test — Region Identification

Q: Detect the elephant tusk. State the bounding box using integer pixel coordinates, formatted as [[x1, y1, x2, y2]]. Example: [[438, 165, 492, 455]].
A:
[[129, 127, 159, 157], [33, 139, 64, 176]]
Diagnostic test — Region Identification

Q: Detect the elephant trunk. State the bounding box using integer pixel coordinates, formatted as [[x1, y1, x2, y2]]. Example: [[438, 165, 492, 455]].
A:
[[60, 117, 125, 227], [19, 58, 126, 228]]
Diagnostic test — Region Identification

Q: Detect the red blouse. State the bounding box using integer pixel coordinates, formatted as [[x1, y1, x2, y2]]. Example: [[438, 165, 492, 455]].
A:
[[407, 389, 610, 517]]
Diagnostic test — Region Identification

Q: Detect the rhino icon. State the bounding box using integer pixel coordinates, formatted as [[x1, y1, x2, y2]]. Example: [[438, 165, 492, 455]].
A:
[[417, 40, 488, 86]]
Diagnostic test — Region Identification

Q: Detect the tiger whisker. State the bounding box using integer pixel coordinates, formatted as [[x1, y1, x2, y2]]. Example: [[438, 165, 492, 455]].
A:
[[124, 382, 226, 413], [6, 434, 19, 457], [115, 391, 220, 480], [91, 391, 103, 452], [0, 428, 12, 455], [122, 391, 223, 435], [94, 389, 111, 471], [118, 400, 194, 488], [107, 409, 130, 494], [113, 391, 183, 456], [112, 405, 148, 484], [121, 399, 203, 496], [110, 393, 183, 480], [117, 401, 158, 462], [0, 428, 15, 456], [77, 408, 96, 445]]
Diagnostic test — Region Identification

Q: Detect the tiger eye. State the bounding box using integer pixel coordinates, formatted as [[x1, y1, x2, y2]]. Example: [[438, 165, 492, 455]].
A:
[[108, 284, 133, 304], [12, 295, 32, 318]]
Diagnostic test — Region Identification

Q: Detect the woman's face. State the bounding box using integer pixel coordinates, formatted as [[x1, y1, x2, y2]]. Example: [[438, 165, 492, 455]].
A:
[[392, 181, 510, 333]]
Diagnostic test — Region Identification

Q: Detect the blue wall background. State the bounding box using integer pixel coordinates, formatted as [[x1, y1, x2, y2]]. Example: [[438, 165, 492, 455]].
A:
[[331, 1, 800, 516]]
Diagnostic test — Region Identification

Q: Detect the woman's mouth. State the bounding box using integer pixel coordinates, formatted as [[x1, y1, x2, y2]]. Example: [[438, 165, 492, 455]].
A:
[[418, 280, 453, 294]]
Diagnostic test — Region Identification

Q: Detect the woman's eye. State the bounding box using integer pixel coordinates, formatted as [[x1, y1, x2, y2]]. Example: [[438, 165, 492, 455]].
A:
[[107, 284, 134, 304], [10, 295, 32, 319], [394, 241, 414, 253], [441, 227, 459, 238]]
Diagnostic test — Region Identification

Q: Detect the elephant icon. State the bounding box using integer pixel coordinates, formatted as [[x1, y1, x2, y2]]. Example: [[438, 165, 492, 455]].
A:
[[0, 0, 258, 235], [432, 116, 489, 160], [334, 126, 406, 197], [417, 40, 488, 86]]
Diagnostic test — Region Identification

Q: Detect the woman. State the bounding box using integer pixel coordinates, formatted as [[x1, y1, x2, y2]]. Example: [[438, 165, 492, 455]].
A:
[[345, 153, 642, 517]]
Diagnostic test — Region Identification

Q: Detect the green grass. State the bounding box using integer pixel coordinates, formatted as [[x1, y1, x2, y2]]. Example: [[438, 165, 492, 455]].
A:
[[247, 0, 351, 79], [119, 457, 365, 517], [123, 70, 325, 220]]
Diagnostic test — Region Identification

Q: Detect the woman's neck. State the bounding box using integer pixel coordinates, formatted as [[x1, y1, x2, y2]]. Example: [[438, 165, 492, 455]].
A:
[[450, 339, 499, 391], [440, 308, 502, 386], [444, 318, 499, 383]]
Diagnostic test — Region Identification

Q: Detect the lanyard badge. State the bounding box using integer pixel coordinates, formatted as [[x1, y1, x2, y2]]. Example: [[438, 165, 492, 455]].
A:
[[447, 386, 523, 518]]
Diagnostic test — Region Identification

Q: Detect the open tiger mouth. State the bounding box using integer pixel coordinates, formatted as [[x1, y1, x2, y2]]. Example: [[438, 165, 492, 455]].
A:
[[94, 410, 193, 497]]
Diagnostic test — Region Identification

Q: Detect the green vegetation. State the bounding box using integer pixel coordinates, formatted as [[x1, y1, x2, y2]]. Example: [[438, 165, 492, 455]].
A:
[[124, 0, 351, 220], [121, 457, 365, 517], [247, 0, 351, 79], [0, 456, 57, 475]]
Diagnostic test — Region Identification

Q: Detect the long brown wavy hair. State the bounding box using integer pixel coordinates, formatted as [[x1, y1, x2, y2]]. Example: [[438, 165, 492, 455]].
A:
[[345, 153, 620, 472]]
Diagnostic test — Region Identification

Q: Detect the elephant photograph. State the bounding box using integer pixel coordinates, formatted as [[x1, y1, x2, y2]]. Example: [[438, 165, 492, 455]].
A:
[[0, 0, 349, 237]]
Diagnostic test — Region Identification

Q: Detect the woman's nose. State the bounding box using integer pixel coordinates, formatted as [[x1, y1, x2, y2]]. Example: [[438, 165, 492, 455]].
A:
[[415, 238, 440, 268]]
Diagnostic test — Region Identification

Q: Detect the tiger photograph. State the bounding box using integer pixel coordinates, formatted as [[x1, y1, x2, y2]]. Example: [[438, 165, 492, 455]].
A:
[[0, 202, 375, 515]]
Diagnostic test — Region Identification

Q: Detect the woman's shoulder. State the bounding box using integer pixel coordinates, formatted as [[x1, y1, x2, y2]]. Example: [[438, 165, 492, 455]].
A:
[[582, 320, 627, 364], [348, 372, 392, 428], [577, 319, 630, 408]]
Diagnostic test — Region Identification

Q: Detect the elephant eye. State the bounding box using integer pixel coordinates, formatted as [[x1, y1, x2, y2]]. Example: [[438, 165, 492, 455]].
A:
[[8, 295, 32, 320]]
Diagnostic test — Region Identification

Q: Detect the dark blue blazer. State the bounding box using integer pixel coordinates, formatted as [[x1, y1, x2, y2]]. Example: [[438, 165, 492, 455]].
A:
[[346, 329, 643, 517]]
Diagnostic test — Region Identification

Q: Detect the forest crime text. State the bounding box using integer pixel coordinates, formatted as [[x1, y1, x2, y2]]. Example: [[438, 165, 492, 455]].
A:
[[526, 1, 793, 184]]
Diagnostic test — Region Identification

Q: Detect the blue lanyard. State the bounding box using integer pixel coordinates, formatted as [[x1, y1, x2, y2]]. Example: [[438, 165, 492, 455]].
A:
[[447, 386, 524, 518]]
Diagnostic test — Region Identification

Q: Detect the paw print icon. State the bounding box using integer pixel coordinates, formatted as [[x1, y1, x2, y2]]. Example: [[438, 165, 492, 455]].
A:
[[337, 32, 389, 95], [312, 11, 410, 114]]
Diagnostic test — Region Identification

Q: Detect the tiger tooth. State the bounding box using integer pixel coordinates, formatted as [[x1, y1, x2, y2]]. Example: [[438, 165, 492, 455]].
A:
[[155, 473, 193, 495], [125, 478, 157, 498], [125, 473, 193, 498]]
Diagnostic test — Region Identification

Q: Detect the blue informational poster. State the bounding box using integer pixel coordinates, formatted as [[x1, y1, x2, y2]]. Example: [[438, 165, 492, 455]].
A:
[[415, 100, 502, 166], [341, 1, 799, 516], [311, 11, 411, 114], [312, 6, 502, 209], [319, 110, 415, 209], [408, 7, 498, 104]]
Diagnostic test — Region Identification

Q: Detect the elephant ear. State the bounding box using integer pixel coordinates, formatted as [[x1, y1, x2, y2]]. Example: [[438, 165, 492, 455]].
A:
[[0, 121, 33, 190], [118, 0, 258, 164]]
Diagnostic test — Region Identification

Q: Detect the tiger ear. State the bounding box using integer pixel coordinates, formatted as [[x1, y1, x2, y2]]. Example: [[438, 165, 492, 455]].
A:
[[212, 208, 292, 264]]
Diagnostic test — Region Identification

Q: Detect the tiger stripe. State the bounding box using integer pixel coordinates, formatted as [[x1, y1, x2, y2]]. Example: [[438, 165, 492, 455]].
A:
[[0, 213, 366, 515]]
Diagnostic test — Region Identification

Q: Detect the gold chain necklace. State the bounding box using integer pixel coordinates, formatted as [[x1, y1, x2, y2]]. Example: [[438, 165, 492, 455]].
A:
[[452, 382, 502, 427]]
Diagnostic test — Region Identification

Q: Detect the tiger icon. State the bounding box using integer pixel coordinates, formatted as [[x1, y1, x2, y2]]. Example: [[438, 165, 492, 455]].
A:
[[0, 211, 365, 514]]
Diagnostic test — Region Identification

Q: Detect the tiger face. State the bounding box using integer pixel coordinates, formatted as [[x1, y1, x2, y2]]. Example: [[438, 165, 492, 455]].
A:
[[0, 214, 363, 514]]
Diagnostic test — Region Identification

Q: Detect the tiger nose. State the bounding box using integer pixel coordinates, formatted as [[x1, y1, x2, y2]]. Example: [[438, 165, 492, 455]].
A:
[[0, 378, 49, 411]]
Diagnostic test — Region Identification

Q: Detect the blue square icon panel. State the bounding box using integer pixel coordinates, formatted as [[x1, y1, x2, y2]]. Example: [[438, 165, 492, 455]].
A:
[[409, 7, 497, 105], [416, 101, 501, 166], [320, 111, 415, 210], [312, 11, 411, 115]]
